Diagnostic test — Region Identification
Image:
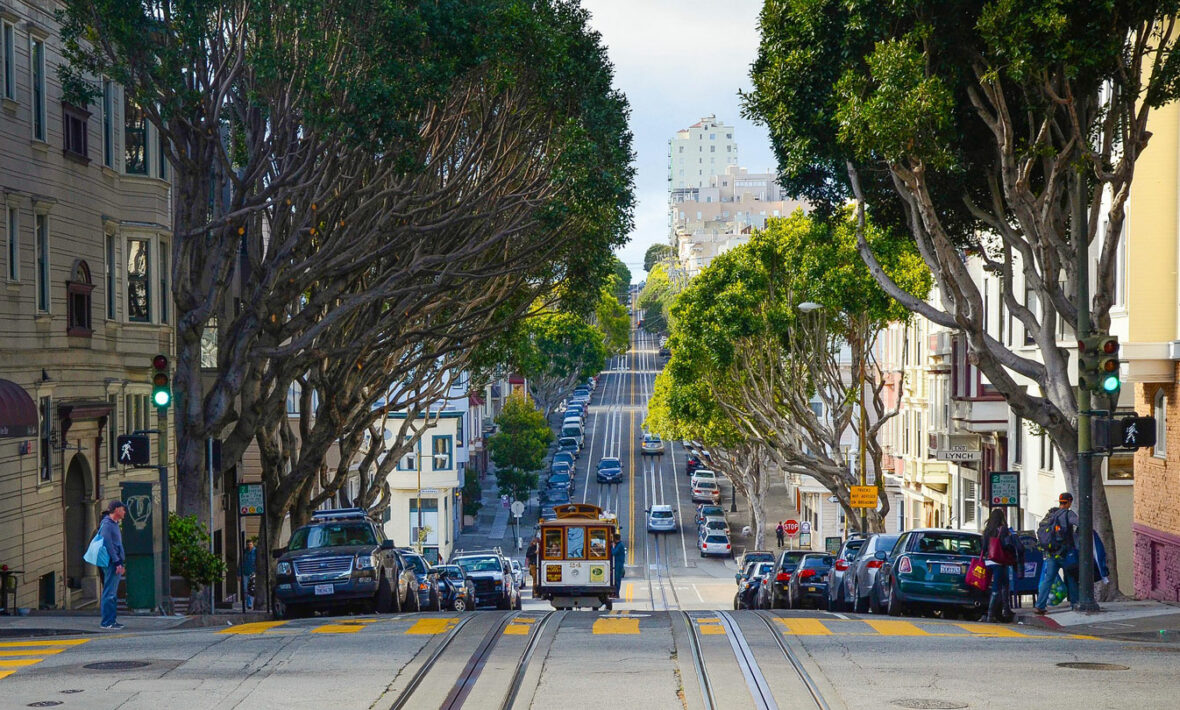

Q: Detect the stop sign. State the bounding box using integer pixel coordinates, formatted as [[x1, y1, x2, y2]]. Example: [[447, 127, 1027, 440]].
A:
[[783, 519, 800, 536]]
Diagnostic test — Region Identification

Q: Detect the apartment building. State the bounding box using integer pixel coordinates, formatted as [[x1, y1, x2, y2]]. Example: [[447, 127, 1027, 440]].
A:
[[0, 0, 174, 610], [667, 114, 739, 193]]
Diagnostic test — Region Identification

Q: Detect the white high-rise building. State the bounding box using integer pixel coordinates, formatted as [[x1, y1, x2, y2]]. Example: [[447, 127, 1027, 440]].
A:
[[667, 114, 739, 193]]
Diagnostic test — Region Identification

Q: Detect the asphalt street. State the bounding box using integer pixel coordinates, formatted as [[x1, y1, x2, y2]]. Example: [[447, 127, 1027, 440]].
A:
[[3, 327, 1177, 709]]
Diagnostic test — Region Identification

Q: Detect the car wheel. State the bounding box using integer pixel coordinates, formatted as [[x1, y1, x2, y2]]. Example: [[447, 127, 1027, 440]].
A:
[[784, 589, 794, 610], [278, 602, 300, 620], [514, 594, 523, 610], [409, 588, 422, 613], [605, 598, 613, 611], [431, 590, 442, 612], [733, 594, 742, 610], [868, 583, 883, 615], [887, 577, 904, 617], [375, 575, 394, 614], [852, 581, 868, 614], [453, 597, 468, 612]]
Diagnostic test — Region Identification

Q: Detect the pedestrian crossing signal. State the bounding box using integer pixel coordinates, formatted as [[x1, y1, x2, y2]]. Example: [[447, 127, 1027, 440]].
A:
[[116, 434, 151, 466]]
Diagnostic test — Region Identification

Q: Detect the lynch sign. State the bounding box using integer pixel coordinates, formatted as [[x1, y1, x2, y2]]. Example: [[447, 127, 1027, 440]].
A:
[[935, 434, 981, 462]]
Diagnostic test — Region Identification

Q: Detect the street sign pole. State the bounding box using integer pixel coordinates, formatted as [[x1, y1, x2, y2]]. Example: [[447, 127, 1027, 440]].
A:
[[1074, 174, 1099, 612], [157, 410, 173, 616]]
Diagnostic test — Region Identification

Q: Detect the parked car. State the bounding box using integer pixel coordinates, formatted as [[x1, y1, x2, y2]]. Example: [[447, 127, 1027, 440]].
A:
[[557, 437, 580, 457], [451, 549, 520, 610], [771, 550, 809, 608], [826, 537, 867, 612], [700, 519, 730, 538], [510, 559, 524, 589], [659, 346, 671, 357], [547, 470, 573, 495], [695, 504, 725, 525], [691, 479, 721, 504], [552, 451, 576, 472], [543, 486, 571, 506], [596, 457, 624, 484], [273, 508, 415, 618], [550, 461, 573, 480], [735, 562, 775, 609], [640, 433, 665, 455], [846, 533, 901, 613], [647, 504, 677, 533], [699, 533, 732, 558], [434, 564, 476, 611], [874, 529, 987, 618], [400, 549, 442, 611], [689, 469, 717, 488], [685, 455, 705, 476], [785, 554, 835, 610], [735, 551, 777, 584]]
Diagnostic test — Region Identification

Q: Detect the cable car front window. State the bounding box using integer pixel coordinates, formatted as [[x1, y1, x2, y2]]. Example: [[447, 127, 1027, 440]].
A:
[[566, 527, 585, 559]]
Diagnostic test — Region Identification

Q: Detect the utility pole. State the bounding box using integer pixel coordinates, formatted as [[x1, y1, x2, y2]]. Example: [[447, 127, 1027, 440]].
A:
[[1074, 173, 1099, 612], [857, 325, 868, 535]]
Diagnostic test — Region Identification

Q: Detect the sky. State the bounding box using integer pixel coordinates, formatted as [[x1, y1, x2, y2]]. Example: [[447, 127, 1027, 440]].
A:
[[580, 0, 778, 283]]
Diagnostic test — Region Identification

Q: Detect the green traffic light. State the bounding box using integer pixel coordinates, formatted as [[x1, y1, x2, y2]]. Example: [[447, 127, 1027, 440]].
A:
[[153, 389, 171, 407], [1101, 374, 1120, 393]]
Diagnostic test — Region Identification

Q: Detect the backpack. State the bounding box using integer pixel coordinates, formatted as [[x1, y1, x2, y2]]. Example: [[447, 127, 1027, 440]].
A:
[[1036, 508, 1074, 556], [83, 534, 109, 567]]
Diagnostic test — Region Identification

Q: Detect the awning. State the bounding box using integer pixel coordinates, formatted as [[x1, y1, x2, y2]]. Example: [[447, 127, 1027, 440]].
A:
[[0, 379, 38, 438], [468, 393, 485, 406]]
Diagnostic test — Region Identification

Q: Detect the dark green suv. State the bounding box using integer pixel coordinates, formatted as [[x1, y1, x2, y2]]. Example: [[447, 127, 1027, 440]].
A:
[[274, 509, 415, 618]]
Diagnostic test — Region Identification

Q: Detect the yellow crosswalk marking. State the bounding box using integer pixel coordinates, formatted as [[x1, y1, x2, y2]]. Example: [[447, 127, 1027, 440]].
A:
[[311, 618, 379, 633], [0, 649, 65, 656], [593, 617, 639, 634], [776, 618, 832, 635], [697, 625, 725, 635], [864, 620, 929, 636], [406, 618, 457, 635], [0, 639, 88, 647], [0, 659, 43, 668], [504, 624, 532, 635], [624, 583, 633, 602], [218, 621, 289, 635], [957, 623, 1029, 638], [0, 670, 15, 680]]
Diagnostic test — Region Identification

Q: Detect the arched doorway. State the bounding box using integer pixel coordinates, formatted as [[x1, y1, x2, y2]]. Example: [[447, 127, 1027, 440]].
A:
[[64, 455, 92, 590]]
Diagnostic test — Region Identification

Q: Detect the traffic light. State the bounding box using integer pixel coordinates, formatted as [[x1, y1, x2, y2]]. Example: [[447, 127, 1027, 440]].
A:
[[1096, 336, 1120, 395], [151, 354, 171, 410], [1077, 336, 1102, 391]]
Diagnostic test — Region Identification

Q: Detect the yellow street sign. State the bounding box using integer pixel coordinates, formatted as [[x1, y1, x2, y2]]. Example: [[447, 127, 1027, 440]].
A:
[[850, 485, 877, 508]]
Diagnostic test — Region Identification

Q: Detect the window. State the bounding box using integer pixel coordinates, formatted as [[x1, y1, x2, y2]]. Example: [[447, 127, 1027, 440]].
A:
[[201, 317, 219, 368], [35, 214, 48, 311], [399, 436, 418, 471], [961, 479, 977, 526], [39, 396, 52, 482], [565, 527, 585, 559], [105, 234, 116, 318], [5, 204, 15, 281], [1039, 433, 1047, 470], [66, 260, 93, 336], [1013, 417, 1022, 465], [1155, 389, 1167, 458], [542, 529, 562, 559], [62, 103, 90, 161], [126, 238, 150, 322], [1, 20, 13, 100], [1106, 453, 1134, 482], [107, 394, 119, 467], [158, 132, 167, 179], [1024, 288, 1037, 345], [102, 80, 114, 167], [31, 38, 45, 141], [456, 415, 464, 448], [158, 241, 169, 323], [432, 435, 452, 470], [124, 97, 148, 174], [588, 528, 609, 559]]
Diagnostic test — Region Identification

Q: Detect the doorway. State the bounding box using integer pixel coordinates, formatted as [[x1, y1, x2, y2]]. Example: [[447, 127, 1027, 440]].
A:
[[63, 454, 92, 590]]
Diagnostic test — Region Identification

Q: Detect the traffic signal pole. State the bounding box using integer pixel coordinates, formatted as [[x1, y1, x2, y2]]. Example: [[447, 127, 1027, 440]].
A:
[[1074, 176, 1099, 612]]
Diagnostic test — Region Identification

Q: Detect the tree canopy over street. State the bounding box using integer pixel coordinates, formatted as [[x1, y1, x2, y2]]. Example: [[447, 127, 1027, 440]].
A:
[[490, 393, 553, 504], [745, 0, 1180, 593]]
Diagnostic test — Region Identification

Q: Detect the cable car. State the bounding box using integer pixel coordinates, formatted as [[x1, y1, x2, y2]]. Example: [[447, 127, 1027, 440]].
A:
[[535, 504, 619, 610]]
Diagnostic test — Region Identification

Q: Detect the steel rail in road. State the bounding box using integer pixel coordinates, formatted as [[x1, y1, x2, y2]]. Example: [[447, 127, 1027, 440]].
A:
[[716, 611, 779, 710], [680, 611, 718, 710], [387, 614, 481, 710], [753, 610, 832, 710], [500, 611, 564, 709]]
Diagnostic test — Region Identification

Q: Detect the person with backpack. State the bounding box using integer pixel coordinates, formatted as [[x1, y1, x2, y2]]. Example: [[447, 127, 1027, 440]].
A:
[[981, 508, 1020, 622], [1034, 492, 1079, 614], [99, 501, 127, 629], [776, 522, 785, 548]]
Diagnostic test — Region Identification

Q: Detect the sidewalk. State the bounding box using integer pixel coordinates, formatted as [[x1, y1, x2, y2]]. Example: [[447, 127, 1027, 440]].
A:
[[0, 609, 273, 638], [454, 465, 535, 562], [1015, 600, 1180, 643]]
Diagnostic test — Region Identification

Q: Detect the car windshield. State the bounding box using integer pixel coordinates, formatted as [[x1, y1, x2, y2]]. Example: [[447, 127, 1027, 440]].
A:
[[780, 551, 807, 571], [756, 562, 775, 576], [802, 556, 831, 569], [598, 459, 621, 469], [700, 506, 723, 517], [555, 452, 574, 462], [706, 521, 726, 530], [870, 535, 901, 556], [454, 556, 501, 573], [843, 541, 866, 559], [916, 533, 981, 556], [288, 523, 376, 550], [549, 472, 570, 483], [651, 510, 673, 519], [404, 555, 428, 574], [705, 535, 728, 544]]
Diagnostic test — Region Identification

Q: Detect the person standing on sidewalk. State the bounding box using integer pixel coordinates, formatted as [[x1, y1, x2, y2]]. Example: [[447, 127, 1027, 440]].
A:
[[611, 534, 627, 597], [525, 538, 539, 591], [981, 508, 1019, 622], [1034, 492, 1079, 614], [100, 501, 127, 630], [241, 539, 257, 610], [776, 522, 785, 548]]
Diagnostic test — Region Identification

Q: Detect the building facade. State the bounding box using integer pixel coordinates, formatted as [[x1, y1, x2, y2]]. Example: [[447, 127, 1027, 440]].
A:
[[1, 0, 174, 610], [667, 114, 739, 193]]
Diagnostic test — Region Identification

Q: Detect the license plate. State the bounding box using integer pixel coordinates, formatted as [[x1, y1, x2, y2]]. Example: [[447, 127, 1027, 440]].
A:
[[314, 584, 334, 595], [939, 564, 962, 575], [807, 586, 817, 592]]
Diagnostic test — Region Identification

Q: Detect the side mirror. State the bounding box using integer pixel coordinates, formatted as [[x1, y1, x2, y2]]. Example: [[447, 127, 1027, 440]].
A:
[[379, 540, 395, 550], [271, 548, 286, 559], [874, 551, 887, 561]]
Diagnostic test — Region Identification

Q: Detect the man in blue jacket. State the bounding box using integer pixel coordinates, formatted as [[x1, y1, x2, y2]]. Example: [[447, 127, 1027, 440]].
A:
[[100, 501, 127, 630]]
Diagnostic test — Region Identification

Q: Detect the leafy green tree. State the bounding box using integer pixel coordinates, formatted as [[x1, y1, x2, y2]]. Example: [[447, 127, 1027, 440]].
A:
[[168, 513, 228, 615], [595, 290, 631, 357], [644, 243, 675, 273], [610, 257, 633, 305], [745, 0, 1180, 588], [638, 262, 676, 333], [514, 312, 608, 417], [489, 393, 553, 503], [462, 468, 484, 518]]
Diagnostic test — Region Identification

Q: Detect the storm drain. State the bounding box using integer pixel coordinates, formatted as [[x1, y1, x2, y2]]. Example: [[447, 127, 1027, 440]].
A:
[[891, 700, 968, 709], [60, 690, 84, 694], [27, 702, 63, 707], [1056, 662, 1129, 671], [83, 661, 151, 671]]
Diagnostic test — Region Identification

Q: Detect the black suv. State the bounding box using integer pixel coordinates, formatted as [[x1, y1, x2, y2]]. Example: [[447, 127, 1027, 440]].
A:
[[450, 549, 521, 610], [273, 509, 415, 618]]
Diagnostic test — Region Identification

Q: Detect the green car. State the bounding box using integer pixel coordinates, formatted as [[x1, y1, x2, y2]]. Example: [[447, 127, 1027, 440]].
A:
[[875, 529, 987, 618]]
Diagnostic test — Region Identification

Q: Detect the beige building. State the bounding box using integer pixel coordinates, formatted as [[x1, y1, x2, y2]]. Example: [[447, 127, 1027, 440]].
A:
[[0, 0, 174, 610], [667, 114, 739, 192]]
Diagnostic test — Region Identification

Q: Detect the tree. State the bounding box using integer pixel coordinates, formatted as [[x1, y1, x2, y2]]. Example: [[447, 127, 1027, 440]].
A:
[[595, 290, 631, 357], [514, 312, 609, 417], [746, 0, 1180, 593], [168, 513, 227, 615], [644, 243, 675, 273], [611, 257, 633, 305], [489, 393, 553, 502], [638, 262, 676, 333], [654, 212, 929, 533]]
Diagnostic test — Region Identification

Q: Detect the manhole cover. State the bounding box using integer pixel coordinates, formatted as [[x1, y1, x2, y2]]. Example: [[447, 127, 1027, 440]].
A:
[[891, 701, 968, 710], [27, 702, 63, 707], [1057, 662, 1129, 671], [83, 661, 151, 671]]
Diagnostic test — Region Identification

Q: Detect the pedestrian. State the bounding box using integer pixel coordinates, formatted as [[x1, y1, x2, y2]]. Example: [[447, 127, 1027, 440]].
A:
[[611, 534, 627, 597], [775, 522, 785, 548], [1034, 492, 1079, 614], [100, 501, 127, 630], [241, 539, 257, 610], [525, 537, 539, 589], [981, 508, 1019, 623]]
